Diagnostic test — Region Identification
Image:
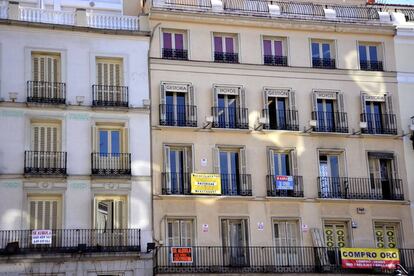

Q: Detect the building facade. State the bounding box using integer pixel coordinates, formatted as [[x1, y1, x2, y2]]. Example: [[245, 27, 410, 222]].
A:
[[148, 0, 414, 274], [0, 1, 152, 275]]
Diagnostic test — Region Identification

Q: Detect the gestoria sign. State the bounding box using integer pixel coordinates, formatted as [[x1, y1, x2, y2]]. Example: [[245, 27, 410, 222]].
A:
[[190, 173, 221, 195], [340, 248, 400, 269]]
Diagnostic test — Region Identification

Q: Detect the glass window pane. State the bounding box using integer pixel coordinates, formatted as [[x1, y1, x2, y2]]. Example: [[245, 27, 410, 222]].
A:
[[273, 153, 280, 175], [218, 94, 225, 108], [220, 151, 228, 174], [312, 42, 320, 58], [322, 43, 331, 59], [230, 152, 239, 175], [359, 45, 367, 61], [174, 33, 184, 50], [281, 154, 290, 175], [170, 150, 177, 172], [369, 46, 378, 62], [329, 156, 339, 177], [274, 40, 283, 56], [225, 37, 234, 53], [166, 92, 174, 105], [263, 40, 272, 56], [163, 32, 172, 49], [111, 131, 120, 153], [214, 36, 223, 52], [99, 130, 108, 154]]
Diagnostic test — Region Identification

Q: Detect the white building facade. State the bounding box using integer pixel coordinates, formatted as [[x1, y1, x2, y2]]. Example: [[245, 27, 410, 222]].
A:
[[0, 1, 152, 275]]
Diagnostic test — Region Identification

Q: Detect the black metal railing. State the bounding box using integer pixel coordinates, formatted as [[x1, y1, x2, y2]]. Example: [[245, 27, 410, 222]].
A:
[[400, 248, 414, 272], [361, 113, 398, 135], [214, 52, 239, 63], [212, 107, 249, 129], [273, 1, 325, 17], [223, 0, 269, 13], [27, 81, 66, 104], [165, 0, 212, 8], [24, 151, 67, 175], [262, 109, 299, 131], [91, 153, 131, 176], [312, 58, 336, 69], [221, 174, 252, 196], [159, 104, 197, 127], [92, 85, 128, 107], [312, 111, 348, 133], [317, 177, 404, 200], [360, 60, 383, 71], [264, 55, 288, 66], [267, 175, 303, 197], [0, 229, 141, 255], [162, 48, 188, 60], [330, 5, 380, 20], [397, 9, 414, 22], [161, 172, 191, 195]]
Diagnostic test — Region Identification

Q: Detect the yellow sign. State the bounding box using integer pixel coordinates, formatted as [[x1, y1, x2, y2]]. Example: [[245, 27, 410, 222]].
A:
[[190, 173, 221, 195], [341, 248, 399, 261]]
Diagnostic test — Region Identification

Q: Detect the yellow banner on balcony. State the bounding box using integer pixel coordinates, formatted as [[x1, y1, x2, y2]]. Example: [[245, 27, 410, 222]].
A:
[[191, 173, 221, 195], [340, 248, 399, 269]]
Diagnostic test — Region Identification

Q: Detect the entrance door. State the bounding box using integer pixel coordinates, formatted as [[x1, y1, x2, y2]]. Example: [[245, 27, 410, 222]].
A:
[[222, 219, 249, 266]]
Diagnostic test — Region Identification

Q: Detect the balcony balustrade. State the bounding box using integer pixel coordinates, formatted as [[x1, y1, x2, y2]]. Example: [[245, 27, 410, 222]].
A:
[[27, 81, 66, 104], [161, 172, 191, 195], [162, 48, 188, 60], [311, 111, 349, 133], [24, 151, 67, 176], [263, 55, 288, 66], [266, 175, 303, 197], [262, 109, 299, 131], [317, 177, 404, 200], [0, 228, 141, 255], [164, 0, 212, 8], [223, 0, 269, 13], [312, 58, 336, 69], [330, 5, 379, 20], [211, 107, 249, 129], [159, 104, 198, 127], [360, 60, 383, 71], [91, 153, 131, 177], [361, 113, 398, 135], [214, 52, 239, 63], [92, 85, 129, 107]]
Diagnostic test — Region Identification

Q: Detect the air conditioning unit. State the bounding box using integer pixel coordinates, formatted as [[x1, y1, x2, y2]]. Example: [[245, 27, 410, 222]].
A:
[[205, 116, 214, 123], [360, 121, 368, 129], [309, 120, 317, 127]]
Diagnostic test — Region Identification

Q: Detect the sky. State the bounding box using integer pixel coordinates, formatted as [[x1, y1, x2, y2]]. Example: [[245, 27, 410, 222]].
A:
[[382, 0, 414, 4]]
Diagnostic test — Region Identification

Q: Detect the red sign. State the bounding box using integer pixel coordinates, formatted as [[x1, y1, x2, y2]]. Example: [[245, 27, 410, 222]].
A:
[[342, 259, 399, 269], [171, 247, 193, 263]]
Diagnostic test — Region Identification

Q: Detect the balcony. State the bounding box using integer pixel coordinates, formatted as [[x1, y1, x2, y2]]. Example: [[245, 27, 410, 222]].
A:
[[211, 107, 249, 129], [221, 174, 251, 196], [91, 153, 131, 177], [360, 60, 383, 71], [162, 48, 188, 60], [92, 85, 129, 107], [361, 113, 397, 135], [262, 109, 299, 131], [24, 151, 67, 176], [398, 9, 414, 22], [161, 172, 191, 195], [264, 55, 288, 66], [159, 104, 198, 127], [164, 0, 212, 8], [317, 177, 404, 200], [27, 81, 66, 104], [266, 175, 303, 197], [214, 52, 239, 63], [330, 5, 379, 20], [223, 0, 269, 13], [0, 229, 141, 255], [312, 58, 336, 69], [311, 111, 349, 133]]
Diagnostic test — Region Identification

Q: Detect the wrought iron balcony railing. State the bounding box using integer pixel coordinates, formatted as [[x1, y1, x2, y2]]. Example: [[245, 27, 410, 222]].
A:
[[211, 106, 249, 129], [91, 153, 131, 176], [161, 172, 191, 195], [330, 5, 380, 20], [92, 85, 128, 107], [0, 228, 141, 255], [264, 55, 288, 66], [360, 60, 383, 71], [267, 175, 303, 197], [24, 151, 67, 176], [162, 48, 188, 60], [214, 52, 239, 63], [312, 111, 349, 133], [262, 109, 299, 131], [223, 0, 269, 13], [312, 58, 336, 69], [397, 9, 414, 22], [361, 113, 398, 135], [27, 81, 66, 104], [274, 1, 325, 17], [164, 0, 212, 8], [220, 173, 252, 196], [318, 177, 404, 200], [159, 104, 198, 127]]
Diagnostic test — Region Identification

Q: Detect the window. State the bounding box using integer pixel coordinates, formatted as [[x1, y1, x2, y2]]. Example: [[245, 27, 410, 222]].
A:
[[212, 85, 247, 129], [167, 218, 194, 246], [162, 30, 188, 60], [213, 33, 238, 63], [29, 195, 61, 230], [31, 122, 61, 152], [273, 220, 299, 246], [359, 43, 383, 71], [94, 196, 127, 230], [32, 52, 61, 83], [263, 88, 297, 130], [221, 218, 249, 266], [311, 91, 347, 133], [263, 37, 287, 66], [374, 222, 400, 248], [163, 145, 192, 194], [160, 82, 196, 127], [311, 40, 336, 69], [324, 221, 349, 248], [319, 152, 345, 198], [361, 93, 396, 135]]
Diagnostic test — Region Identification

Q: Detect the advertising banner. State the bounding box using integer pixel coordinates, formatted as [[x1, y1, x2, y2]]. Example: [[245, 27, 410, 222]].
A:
[[340, 248, 400, 269], [275, 175, 294, 190], [171, 247, 193, 263], [191, 173, 221, 195], [32, 230, 52, 245]]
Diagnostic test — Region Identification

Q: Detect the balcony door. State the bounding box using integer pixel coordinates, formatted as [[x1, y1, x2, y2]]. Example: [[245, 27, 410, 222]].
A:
[[31, 123, 61, 169], [374, 222, 400, 249], [221, 219, 249, 267], [31, 52, 61, 99], [319, 154, 342, 198], [368, 153, 396, 200], [166, 91, 187, 126], [268, 97, 287, 130], [164, 146, 191, 194], [365, 101, 383, 133], [324, 221, 349, 264], [219, 149, 240, 195], [218, 94, 238, 128], [99, 129, 121, 155], [317, 99, 335, 132], [167, 219, 194, 247], [96, 58, 123, 103], [273, 220, 300, 265]]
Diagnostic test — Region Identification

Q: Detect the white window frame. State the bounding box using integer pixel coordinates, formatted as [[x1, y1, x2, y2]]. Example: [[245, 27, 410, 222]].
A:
[[166, 217, 196, 246]]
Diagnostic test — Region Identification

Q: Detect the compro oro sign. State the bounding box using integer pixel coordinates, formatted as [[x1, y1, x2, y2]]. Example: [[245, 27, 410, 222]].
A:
[[340, 248, 400, 269], [191, 173, 221, 195], [32, 229, 52, 245], [171, 247, 193, 263]]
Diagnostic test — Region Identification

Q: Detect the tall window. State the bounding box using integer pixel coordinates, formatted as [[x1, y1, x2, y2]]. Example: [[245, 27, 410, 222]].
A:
[[29, 195, 61, 230], [359, 43, 383, 71], [212, 85, 247, 129], [162, 30, 187, 60], [213, 33, 238, 63], [324, 221, 349, 248], [31, 122, 61, 152], [99, 129, 121, 155], [273, 220, 299, 246], [263, 88, 297, 131], [311, 40, 335, 69], [312, 91, 347, 133], [94, 58, 126, 106], [221, 219, 249, 266], [374, 222, 400, 248], [32, 52, 61, 83], [319, 152, 344, 198], [263, 37, 287, 66], [94, 196, 126, 230], [361, 93, 396, 135], [167, 218, 194, 246], [163, 145, 192, 194]]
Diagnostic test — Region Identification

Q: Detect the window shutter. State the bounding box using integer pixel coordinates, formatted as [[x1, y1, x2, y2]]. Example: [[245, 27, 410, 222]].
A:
[[170, 220, 180, 246], [114, 200, 124, 229], [122, 126, 129, 153], [286, 221, 298, 246], [181, 220, 193, 246], [239, 87, 247, 125], [164, 146, 171, 172], [183, 147, 192, 173], [32, 126, 39, 151], [291, 150, 299, 176], [29, 201, 36, 229], [337, 92, 345, 113], [268, 149, 275, 174], [96, 58, 122, 86], [239, 148, 247, 175], [213, 87, 219, 122], [160, 83, 167, 122], [221, 219, 229, 247], [288, 90, 297, 125], [311, 91, 318, 111], [96, 62, 103, 85], [213, 147, 220, 173], [187, 85, 196, 123], [263, 89, 269, 110], [385, 94, 393, 114], [32, 57, 40, 81], [29, 199, 59, 229], [93, 197, 98, 228], [91, 125, 97, 152], [360, 92, 367, 115]]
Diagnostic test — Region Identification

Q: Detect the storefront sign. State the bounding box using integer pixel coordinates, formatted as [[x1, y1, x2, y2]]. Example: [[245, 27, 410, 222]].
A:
[[171, 247, 193, 263], [32, 230, 52, 245], [191, 173, 221, 195], [275, 175, 294, 190], [340, 248, 400, 269]]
